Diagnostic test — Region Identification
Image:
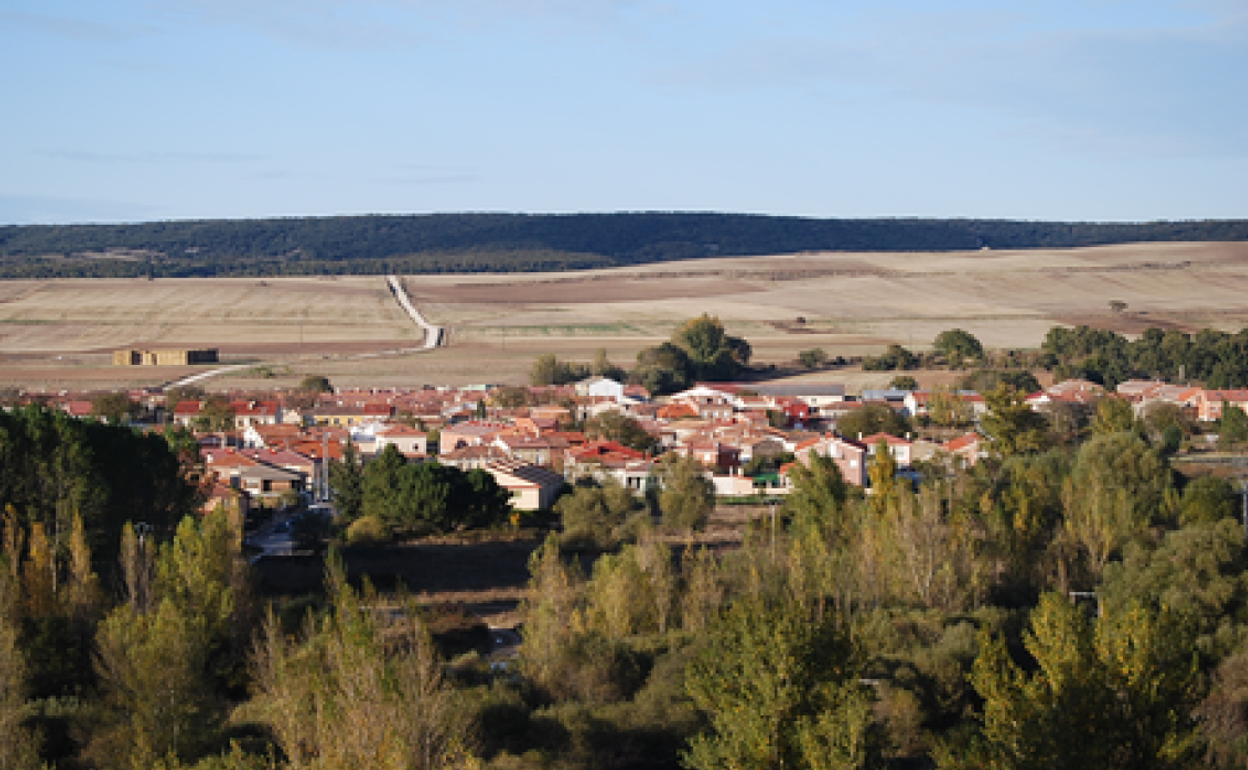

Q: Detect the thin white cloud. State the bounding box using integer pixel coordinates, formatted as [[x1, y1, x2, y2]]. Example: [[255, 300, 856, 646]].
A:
[[146, 0, 658, 49], [36, 149, 263, 164], [0, 9, 150, 42], [144, 0, 423, 49], [661, 6, 1248, 158]]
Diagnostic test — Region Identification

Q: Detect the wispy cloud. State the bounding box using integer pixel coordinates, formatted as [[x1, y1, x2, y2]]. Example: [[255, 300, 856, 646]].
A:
[[35, 149, 263, 164], [661, 5, 1248, 158], [95, 59, 171, 73], [145, 0, 424, 50], [146, 0, 654, 49], [0, 9, 149, 43]]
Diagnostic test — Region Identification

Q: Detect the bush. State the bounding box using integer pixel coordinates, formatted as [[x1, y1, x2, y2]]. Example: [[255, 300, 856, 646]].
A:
[[1180, 476, 1239, 526], [863, 344, 918, 371], [540, 633, 648, 705], [798, 348, 828, 369], [276, 594, 325, 635], [345, 515, 392, 546], [556, 480, 643, 551]]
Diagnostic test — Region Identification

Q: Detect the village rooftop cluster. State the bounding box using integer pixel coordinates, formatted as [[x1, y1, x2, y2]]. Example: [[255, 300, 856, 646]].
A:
[[14, 374, 1246, 520]]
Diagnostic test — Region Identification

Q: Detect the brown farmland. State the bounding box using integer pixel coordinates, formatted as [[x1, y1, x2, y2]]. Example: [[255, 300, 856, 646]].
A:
[[3, 241, 1248, 392]]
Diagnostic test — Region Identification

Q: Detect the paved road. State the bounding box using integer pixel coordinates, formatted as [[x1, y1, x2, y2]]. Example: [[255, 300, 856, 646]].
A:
[[386, 274, 444, 350], [245, 515, 299, 562], [161, 362, 252, 391], [490, 627, 522, 656], [489, 627, 522, 669]]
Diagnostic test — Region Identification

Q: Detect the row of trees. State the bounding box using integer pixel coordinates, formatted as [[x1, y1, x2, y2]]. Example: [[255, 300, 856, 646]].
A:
[[0, 405, 201, 563], [1043, 324, 1248, 388], [868, 324, 1248, 391], [798, 323, 1248, 394]]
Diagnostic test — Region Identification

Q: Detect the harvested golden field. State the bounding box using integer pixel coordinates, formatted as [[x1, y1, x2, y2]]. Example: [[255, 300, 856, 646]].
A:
[[3, 241, 1247, 391], [0, 276, 418, 390]]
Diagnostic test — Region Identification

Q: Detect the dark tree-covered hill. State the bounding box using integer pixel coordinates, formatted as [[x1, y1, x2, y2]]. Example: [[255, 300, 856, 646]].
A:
[[1, 211, 1245, 279]]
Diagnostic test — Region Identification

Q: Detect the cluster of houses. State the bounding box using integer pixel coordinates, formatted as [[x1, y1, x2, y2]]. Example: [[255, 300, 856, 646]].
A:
[[27, 375, 1248, 519]]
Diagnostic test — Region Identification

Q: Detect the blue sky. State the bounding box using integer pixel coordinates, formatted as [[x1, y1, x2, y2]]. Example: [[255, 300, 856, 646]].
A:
[[2, 0, 1245, 225]]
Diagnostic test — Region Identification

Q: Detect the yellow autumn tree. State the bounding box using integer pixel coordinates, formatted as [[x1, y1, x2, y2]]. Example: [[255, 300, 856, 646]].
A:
[[0, 560, 40, 770], [939, 592, 1203, 770], [247, 552, 471, 770]]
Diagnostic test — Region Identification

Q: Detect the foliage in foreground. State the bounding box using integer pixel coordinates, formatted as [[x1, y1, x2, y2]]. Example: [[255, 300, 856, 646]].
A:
[[245, 554, 472, 770]]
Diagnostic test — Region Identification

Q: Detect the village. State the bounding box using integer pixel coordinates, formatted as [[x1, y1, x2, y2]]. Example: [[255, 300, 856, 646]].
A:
[[17, 373, 1246, 526]]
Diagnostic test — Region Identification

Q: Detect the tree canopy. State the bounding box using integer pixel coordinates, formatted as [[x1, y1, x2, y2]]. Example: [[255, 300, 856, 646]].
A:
[[0, 404, 200, 563], [933, 328, 984, 363], [353, 447, 512, 535], [836, 402, 912, 439]]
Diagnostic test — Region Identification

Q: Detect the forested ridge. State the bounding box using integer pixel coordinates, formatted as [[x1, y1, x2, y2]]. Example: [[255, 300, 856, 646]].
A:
[[2, 212, 1247, 278]]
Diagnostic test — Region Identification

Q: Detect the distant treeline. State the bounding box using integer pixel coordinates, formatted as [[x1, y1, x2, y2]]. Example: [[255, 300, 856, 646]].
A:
[[1, 212, 1247, 279]]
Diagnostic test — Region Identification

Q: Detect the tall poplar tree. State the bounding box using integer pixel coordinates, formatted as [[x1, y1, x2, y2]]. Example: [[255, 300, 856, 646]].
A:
[[248, 553, 470, 770], [0, 564, 40, 770], [328, 439, 364, 522], [684, 599, 877, 770], [941, 592, 1203, 770]]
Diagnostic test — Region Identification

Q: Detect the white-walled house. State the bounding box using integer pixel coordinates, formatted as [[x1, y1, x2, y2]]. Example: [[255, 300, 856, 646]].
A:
[[374, 424, 429, 457], [575, 377, 626, 401]]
